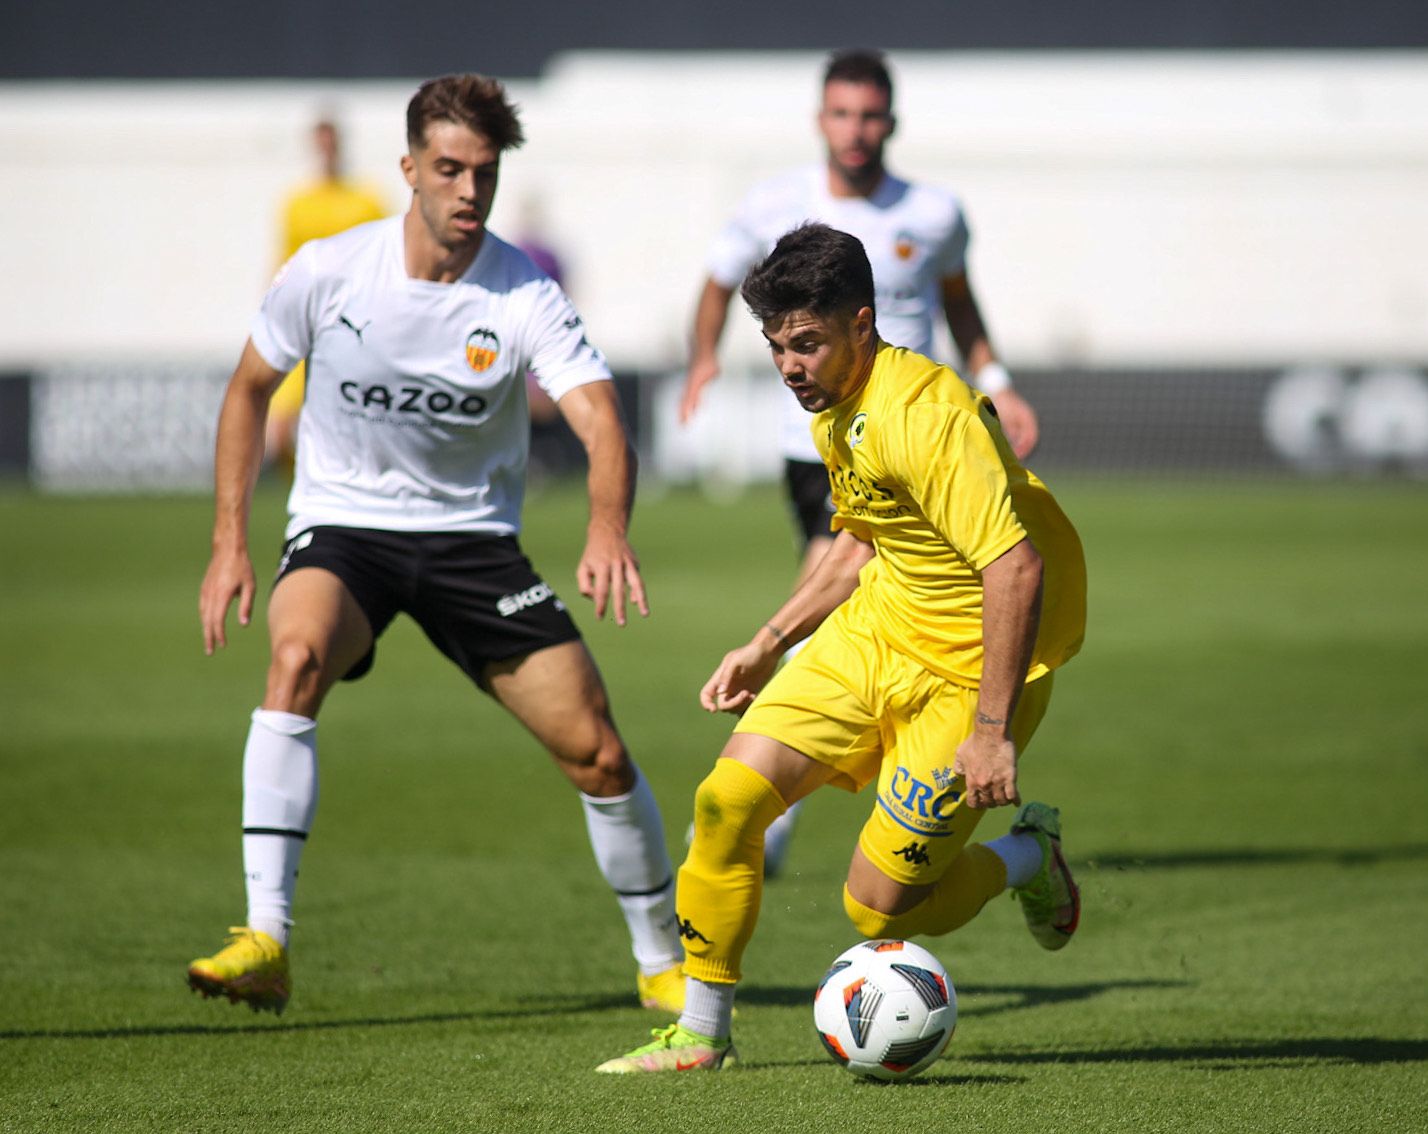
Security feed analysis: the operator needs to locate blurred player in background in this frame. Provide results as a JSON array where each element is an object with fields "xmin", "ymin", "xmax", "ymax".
[
  {"xmin": 264, "ymin": 117, "xmax": 388, "ymax": 471},
  {"xmin": 599, "ymin": 223, "xmax": 1084, "ymax": 1073},
  {"xmin": 678, "ymin": 49, "xmax": 1040, "ymax": 875},
  {"xmin": 190, "ymin": 74, "xmax": 684, "ymax": 1017}
]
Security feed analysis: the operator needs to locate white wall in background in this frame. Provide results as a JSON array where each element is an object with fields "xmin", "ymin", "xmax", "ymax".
[{"xmin": 1, "ymin": 52, "xmax": 1425, "ymax": 373}]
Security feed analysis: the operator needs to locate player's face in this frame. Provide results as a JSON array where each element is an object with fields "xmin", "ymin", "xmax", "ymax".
[
  {"xmin": 402, "ymin": 120, "xmax": 502, "ymax": 251},
  {"xmin": 818, "ymin": 80, "xmax": 895, "ymax": 187},
  {"xmin": 761, "ymin": 306, "xmax": 876, "ymax": 412}
]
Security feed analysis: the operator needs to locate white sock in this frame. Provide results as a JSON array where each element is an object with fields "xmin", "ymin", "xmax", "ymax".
[
  {"xmin": 680, "ymin": 976, "xmax": 736, "ymax": 1040},
  {"xmin": 580, "ymin": 767, "xmax": 681, "ymax": 973},
  {"xmin": 762, "ymin": 798, "xmax": 803, "ymax": 876},
  {"xmin": 758, "ymin": 638, "xmax": 809, "ymax": 878},
  {"xmin": 241, "ymin": 708, "xmax": 318, "ymax": 948},
  {"xmin": 985, "ymin": 831, "xmax": 1044, "ymax": 889}
]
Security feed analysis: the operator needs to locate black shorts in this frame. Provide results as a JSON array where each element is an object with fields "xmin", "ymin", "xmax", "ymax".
[
  {"xmin": 274, "ymin": 526, "xmax": 583, "ymax": 685},
  {"xmin": 783, "ymin": 459, "xmax": 836, "ymax": 549}
]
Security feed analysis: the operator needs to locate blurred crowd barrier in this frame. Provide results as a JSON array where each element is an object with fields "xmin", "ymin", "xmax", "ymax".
[{"xmin": 4, "ymin": 362, "xmax": 1426, "ymax": 491}]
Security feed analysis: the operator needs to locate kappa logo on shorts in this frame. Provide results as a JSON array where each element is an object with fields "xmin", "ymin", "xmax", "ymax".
[
  {"xmin": 496, "ymin": 582, "xmax": 554, "ymax": 617},
  {"xmin": 893, "ymin": 841, "xmax": 932, "ymax": 866}
]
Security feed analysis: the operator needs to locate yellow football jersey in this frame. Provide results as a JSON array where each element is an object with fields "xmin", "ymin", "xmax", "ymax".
[
  {"xmin": 271, "ymin": 179, "xmax": 388, "ymax": 415},
  {"xmin": 812, "ymin": 343, "xmax": 1086, "ymax": 688},
  {"xmin": 280, "ymin": 178, "xmax": 387, "ymax": 261}
]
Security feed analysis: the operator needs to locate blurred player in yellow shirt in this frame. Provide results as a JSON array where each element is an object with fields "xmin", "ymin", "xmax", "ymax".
[
  {"xmin": 265, "ymin": 118, "xmax": 387, "ymax": 470},
  {"xmin": 598, "ymin": 223, "xmax": 1086, "ymax": 1073}
]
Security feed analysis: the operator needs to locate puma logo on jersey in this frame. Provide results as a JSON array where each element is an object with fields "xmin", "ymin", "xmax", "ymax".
[{"xmin": 338, "ymin": 314, "xmax": 370, "ymax": 341}]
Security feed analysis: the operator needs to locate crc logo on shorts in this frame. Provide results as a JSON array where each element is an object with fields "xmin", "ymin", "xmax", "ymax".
[
  {"xmin": 878, "ymin": 763, "xmax": 961, "ymax": 837},
  {"xmin": 497, "ymin": 582, "xmax": 556, "ymax": 617},
  {"xmin": 846, "ymin": 413, "xmax": 868, "ymax": 448},
  {"xmin": 466, "ymin": 327, "xmax": 500, "ymax": 371}
]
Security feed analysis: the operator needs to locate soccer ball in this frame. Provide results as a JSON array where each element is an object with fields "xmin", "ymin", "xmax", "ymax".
[{"xmin": 813, "ymin": 939, "xmax": 956, "ymax": 1081}]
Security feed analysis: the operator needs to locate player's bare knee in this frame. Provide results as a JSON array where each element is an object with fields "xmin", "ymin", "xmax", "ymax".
[
  {"xmin": 265, "ymin": 638, "xmax": 322, "ymax": 709},
  {"xmin": 560, "ymin": 730, "xmax": 634, "ymax": 797}
]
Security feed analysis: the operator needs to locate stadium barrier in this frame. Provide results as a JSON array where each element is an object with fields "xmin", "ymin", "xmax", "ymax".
[{"xmin": 1, "ymin": 364, "xmax": 1425, "ymax": 493}]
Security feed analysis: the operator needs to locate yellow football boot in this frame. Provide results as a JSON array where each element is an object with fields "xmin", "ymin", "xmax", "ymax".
[{"xmin": 187, "ymin": 927, "xmax": 291, "ymax": 1015}]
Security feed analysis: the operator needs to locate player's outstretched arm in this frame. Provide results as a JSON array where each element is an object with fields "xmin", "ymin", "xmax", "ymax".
[
  {"xmin": 200, "ymin": 340, "xmax": 286, "ymax": 654},
  {"xmin": 940, "ymin": 273, "xmax": 1040, "ymax": 460},
  {"xmin": 953, "ymin": 537, "xmax": 1043, "ymax": 809},
  {"xmin": 556, "ymin": 380, "xmax": 648, "ymax": 627},
  {"xmin": 699, "ymin": 530, "xmax": 874, "ymax": 713},
  {"xmin": 678, "ymin": 278, "xmax": 737, "ymax": 424}
]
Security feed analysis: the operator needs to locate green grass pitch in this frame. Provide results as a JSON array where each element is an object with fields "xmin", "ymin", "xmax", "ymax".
[{"xmin": 2, "ymin": 476, "xmax": 1426, "ymax": 1132}]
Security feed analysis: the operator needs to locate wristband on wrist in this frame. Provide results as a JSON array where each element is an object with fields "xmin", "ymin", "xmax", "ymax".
[{"xmin": 974, "ymin": 360, "xmax": 1012, "ymax": 395}]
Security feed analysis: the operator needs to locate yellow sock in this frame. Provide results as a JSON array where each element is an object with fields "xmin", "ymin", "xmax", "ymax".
[
  {"xmin": 843, "ymin": 844, "xmax": 1007, "ymax": 939},
  {"xmin": 677, "ymin": 758, "xmax": 788, "ymax": 984}
]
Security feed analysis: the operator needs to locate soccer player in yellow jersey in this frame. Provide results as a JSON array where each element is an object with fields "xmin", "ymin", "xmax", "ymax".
[
  {"xmin": 598, "ymin": 223, "xmax": 1087, "ymax": 1073},
  {"xmin": 265, "ymin": 119, "xmax": 388, "ymax": 470}
]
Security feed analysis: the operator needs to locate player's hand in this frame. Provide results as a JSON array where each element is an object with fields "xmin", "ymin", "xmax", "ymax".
[
  {"xmin": 991, "ymin": 388, "xmax": 1040, "ymax": 461},
  {"xmin": 952, "ymin": 732, "xmax": 1021, "ymax": 810},
  {"xmin": 699, "ymin": 641, "xmax": 780, "ymax": 715},
  {"xmin": 200, "ymin": 545, "xmax": 256, "ymax": 655},
  {"xmin": 577, "ymin": 524, "xmax": 649, "ymax": 627},
  {"xmin": 678, "ymin": 357, "xmax": 720, "ymax": 425}
]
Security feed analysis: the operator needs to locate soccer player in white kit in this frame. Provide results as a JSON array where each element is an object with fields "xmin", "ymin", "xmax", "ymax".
[
  {"xmin": 678, "ymin": 50, "xmax": 1041, "ymax": 876},
  {"xmin": 189, "ymin": 74, "xmax": 685, "ymax": 1016}
]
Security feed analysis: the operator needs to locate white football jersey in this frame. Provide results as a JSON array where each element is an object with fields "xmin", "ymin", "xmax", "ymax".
[
  {"xmin": 707, "ymin": 165, "xmax": 969, "ymax": 461},
  {"xmin": 251, "ymin": 217, "xmax": 612, "ymax": 537}
]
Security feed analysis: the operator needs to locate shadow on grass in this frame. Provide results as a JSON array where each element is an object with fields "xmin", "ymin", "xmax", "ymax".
[
  {"xmin": 0, "ymin": 992, "xmax": 635, "ymax": 1042},
  {"xmin": 1084, "ymin": 843, "xmax": 1428, "ymax": 871},
  {"xmin": 743, "ymin": 1059, "xmax": 1026, "ymax": 1086},
  {"xmin": 740, "ymin": 978, "xmax": 1187, "ymax": 1016},
  {"xmin": 6, "ymin": 978, "xmax": 1179, "ymax": 1042},
  {"xmin": 965, "ymin": 1037, "xmax": 1428, "ymax": 1067}
]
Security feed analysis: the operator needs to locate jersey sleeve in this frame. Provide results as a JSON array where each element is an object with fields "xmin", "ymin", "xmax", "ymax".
[
  {"xmin": 927, "ymin": 196, "xmax": 971, "ymax": 280},
  {"xmin": 895, "ymin": 402, "xmax": 1027, "ymax": 570},
  {"xmin": 705, "ymin": 189, "xmax": 774, "ymax": 290},
  {"xmin": 250, "ymin": 242, "xmax": 320, "ymax": 373},
  {"xmin": 523, "ymin": 278, "xmax": 614, "ymax": 402}
]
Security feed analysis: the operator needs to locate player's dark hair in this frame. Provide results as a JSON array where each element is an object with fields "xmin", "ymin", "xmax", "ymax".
[
  {"xmin": 823, "ymin": 49, "xmax": 894, "ymax": 104},
  {"xmin": 740, "ymin": 223, "xmax": 876, "ymax": 325},
  {"xmin": 406, "ymin": 74, "xmax": 525, "ymax": 153}
]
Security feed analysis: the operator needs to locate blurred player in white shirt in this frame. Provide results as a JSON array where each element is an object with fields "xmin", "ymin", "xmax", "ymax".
[
  {"xmin": 679, "ymin": 50, "xmax": 1040, "ymax": 876},
  {"xmin": 188, "ymin": 73, "xmax": 685, "ymax": 1017}
]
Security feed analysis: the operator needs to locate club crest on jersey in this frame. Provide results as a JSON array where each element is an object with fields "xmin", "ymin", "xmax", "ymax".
[
  {"xmin": 465, "ymin": 327, "xmax": 500, "ymax": 372},
  {"xmin": 893, "ymin": 231, "xmax": 917, "ymax": 261},
  {"xmin": 846, "ymin": 413, "xmax": 868, "ymax": 448}
]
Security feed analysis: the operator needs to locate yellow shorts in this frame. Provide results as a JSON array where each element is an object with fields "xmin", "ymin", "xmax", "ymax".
[{"xmin": 735, "ymin": 601, "xmax": 1054, "ymax": 885}]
